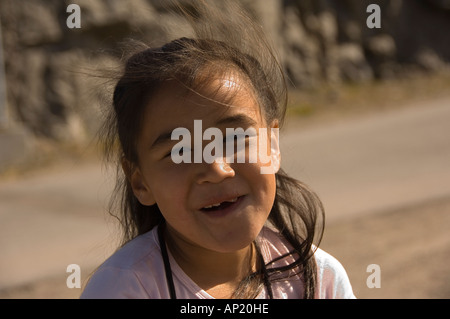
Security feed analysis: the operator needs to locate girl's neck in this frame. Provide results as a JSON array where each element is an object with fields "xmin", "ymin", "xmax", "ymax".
[{"xmin": 164, "ymin": 225, "xmax": 257, "ymax": 298}]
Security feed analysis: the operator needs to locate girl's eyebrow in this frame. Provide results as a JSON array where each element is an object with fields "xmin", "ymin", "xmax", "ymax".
[{"xmin": 216, "ymin": 114, "xmax": 258, "ymax": 127}]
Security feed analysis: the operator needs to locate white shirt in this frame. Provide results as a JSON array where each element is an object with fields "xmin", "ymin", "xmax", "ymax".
[{"xmin": 80, "ymin": 226, "xmax": 355, "ymax": 299}]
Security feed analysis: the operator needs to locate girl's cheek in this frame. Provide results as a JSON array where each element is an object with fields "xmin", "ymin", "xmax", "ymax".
[
  {"xmin": 146, "ymin": 162, "xmax": 189, "ymax": 193},
  {"xmin": 158, "ymin": 159, "xmax": 191, "ymax": 174}
]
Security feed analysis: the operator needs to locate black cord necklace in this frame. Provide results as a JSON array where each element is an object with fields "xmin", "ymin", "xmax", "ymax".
[
  {"xmin": 157, "ymin": 224, "xmax": 273, "ymax": 299},
  {"xmin": 158, "ymin": 224, "xmax": 177, "ymax": 299}
]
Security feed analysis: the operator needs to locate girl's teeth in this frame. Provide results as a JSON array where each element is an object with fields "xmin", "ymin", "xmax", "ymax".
[
  {"xmin": 204, "ymin": 203, "xmax": 221, "ymax": 209},
  {"xmin": 203, "ymin": 197, "xmax": 238, "ymax": 209}
]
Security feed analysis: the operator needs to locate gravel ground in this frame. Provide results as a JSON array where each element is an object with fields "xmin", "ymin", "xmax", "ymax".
[{"xmin": 1, "ymin": 195, "xmax": 448, "ymax": 299}]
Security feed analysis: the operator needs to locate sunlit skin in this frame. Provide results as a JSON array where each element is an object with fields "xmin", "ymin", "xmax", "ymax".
[{"xmin": 126, "ymin": 71, "xmax": 280, "ymax": 298}]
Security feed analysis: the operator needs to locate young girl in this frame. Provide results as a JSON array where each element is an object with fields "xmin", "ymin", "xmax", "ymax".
[{"xmin": 81, "ymin": 2, "xmax": 354, "ymax": 299}]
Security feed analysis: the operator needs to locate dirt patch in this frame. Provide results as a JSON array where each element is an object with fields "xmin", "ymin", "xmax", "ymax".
[
  {"xmin": 320, "ymin": 196, "xmax": 450, "ymax": 299},
  {"xmin": 2, "ymin": 197, "xmax": 448, "ymax": 299}
]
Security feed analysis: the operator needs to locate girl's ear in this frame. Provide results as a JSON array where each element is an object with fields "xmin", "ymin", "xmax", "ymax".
[
  {"xmin": 121, "ymin": 158, "xmax": 156, "ymax": 206},
  {"xmin": 270, "ymin": 128, "xmax": 281, "ymax": 174},
  {"xmin": 270, "ymin": 120, "xmax": 281, "ymax": 173},
  {"xmin": 260, "ymin": 120, "xmax": 281, "ymax": 175}
]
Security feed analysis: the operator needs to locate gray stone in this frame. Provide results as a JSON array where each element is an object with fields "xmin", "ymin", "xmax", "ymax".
[{"xmin": 0, "ymin": 0, "xmax": 449, "ymax": 145}]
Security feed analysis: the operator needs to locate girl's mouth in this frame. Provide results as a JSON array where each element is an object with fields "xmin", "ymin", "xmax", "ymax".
[
  {"xmin": 200, "ymin": 196, "xmax": 244, "ymax": 217},
  {"xmin": 201, "ymin": 197, "xmax": 238, "ymax": 211}
]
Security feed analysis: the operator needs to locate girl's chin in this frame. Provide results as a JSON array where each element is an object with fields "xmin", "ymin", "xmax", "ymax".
[{"xmin": 200, "ymin": 224, "xmax": 266, "ymax": 253}]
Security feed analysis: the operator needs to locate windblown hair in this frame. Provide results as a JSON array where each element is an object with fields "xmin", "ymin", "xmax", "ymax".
[{"xmin": 100, "ymin": 1, "xmax": 324, "ymax": 299}]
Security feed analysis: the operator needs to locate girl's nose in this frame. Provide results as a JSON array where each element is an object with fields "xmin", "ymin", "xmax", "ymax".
[{"xmin": 195, "ymin": 158, "xmax": 235, "ymax": 184}]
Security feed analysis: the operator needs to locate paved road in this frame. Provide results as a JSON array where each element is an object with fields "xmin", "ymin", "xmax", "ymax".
[
  {"xmin": 1, "ymin": 96, "xmax": 449, "ymax": 292},
  {"xmin": 280, "ymin": 97, "xmax": 450, "ymax": 223},
  {"xmin": 0, "ymin": 162, "xmax": 116, "ymax": 289}
]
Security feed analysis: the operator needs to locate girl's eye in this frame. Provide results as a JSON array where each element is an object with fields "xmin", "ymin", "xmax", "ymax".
[
  {"xmin": 222, "ymin": 133, "xmax": 251, "ymax": 156},
  {"xmin": 166, "ymin": 147, "xmax": 191, "ymax": 159},
  {"xmin": 164, "ymin": 150, "xmax": 173, "ymax": 158},
  {"xmin": 224, "ymin": 134, "xmax": 247, "ymax": 145}
]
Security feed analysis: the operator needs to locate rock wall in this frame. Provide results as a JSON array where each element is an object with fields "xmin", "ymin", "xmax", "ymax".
[{"xmin": 1, "ymin": 0, "xmax": 449, "ymax": 143}]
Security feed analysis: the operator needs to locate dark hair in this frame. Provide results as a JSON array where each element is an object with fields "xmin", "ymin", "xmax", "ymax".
[{"xmin": 100, "ymin": 1, "xmax": 324, "ymax": 299}]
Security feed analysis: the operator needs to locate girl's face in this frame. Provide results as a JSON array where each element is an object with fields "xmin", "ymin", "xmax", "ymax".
[{"xmin": 129, "ymin": 73, "xmax": 279, "ymax": 253}]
